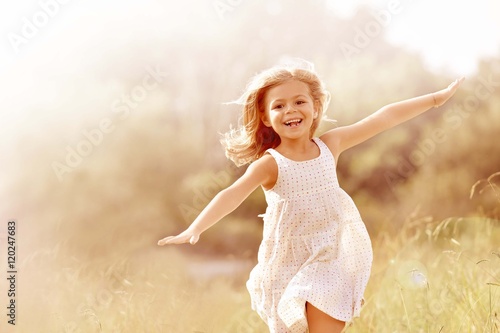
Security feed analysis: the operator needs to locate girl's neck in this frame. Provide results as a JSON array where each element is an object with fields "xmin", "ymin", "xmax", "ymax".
[{"xmin": 275, "ymin": 137, "xmax": 319, "ymax": 161}]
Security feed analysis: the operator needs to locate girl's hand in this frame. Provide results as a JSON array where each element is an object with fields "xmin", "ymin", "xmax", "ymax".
[
  {"xmin": 434, "ymin": 77, "xmax": 465, "ymax": 107},
  {"xmin": 157, "ymin": 228, "xmax": 200, "ymax": 246}
]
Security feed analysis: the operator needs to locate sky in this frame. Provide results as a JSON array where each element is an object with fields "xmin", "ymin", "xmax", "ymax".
[
  {"xmin": 327, "ymin": 0, "xmax": 500, "ymax": 75},
  {"xmin": 1, "ymin": 0, "xmax": 499, "ymax": 76}
]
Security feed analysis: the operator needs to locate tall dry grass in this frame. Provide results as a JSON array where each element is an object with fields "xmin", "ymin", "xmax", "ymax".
[
  {"xmin": 12, "ymin": 214, "xmax": 499, "ymax": 332},
  {"xmin": 353, "ymin": 216, "xmax": 499, "ymax": 332}
]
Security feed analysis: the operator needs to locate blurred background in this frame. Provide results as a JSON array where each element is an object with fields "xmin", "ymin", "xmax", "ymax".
[{"xmin": 0, "ymin": 0, "xmax": 499, "ymax": 331}]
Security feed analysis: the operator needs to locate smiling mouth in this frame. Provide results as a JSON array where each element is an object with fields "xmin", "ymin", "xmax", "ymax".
[{"xmin": 284, "ymin": 119, "xmax": 302, "ymax": 127}]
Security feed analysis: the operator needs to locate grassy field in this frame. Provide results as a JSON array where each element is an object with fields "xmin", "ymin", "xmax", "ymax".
[
  {"xmin": 13, "ymin": 215, "xmax": 499, "ymax": 332},
  {"xmin": 2, "ymin": 1, "xmax": 500, "ymax": 331}
]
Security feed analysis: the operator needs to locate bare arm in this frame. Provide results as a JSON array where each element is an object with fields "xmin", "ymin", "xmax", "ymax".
[
  {"xmin": 321, "ymin": 78, "xmax": 464, "ymax": 158},
  {"xmin": 158, "ymin": 155, "xmax": 276, "ymax": 245}
]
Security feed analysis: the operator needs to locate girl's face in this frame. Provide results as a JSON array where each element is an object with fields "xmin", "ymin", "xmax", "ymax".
[{"xmin": 262, "ymin": 79, "xmax": 318, "ymax": 141}]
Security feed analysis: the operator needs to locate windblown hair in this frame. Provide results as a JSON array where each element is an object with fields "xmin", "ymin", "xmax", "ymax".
[{"xmin": 221, "ymin": 60, "xmax": 331, "ymax": 167}]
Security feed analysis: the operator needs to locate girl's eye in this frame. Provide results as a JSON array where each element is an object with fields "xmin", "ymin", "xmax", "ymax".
[
  {"xmin": 296, "ymin": 100, "xmax": 306, "ymax": 105},
  {"xmin": 273, "ymin": 104, "xmax": 283, "ymax": 110}
]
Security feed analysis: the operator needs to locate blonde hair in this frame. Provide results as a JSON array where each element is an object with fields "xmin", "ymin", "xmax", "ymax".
[{"xmin": 221, "ymin": 60, "xmax": 331, "ymax": 167}]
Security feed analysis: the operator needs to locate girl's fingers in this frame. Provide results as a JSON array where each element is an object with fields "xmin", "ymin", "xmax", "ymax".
[
  {"xmin": 158, "ymin": 233, "xmax": 197, "ymax": 246},
  {"xmin": 449, "ymin": 77, "xmax": 465, "ymax": 89},
  {"xmin": 449, "ymin": 76, "xmax": 465, "ymax": 87},
  {"xmin": 157, "ymin": 237, "xmax": 171, "ymax": 245},
  {"xmin": 158, "ymin": 236, "xmax": 182, "ymax": 245}
]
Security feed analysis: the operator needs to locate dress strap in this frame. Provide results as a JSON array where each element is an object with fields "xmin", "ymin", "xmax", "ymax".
[
  {"xmin": 265, "ymin": 138, "xmax": 326, "ymax": 164},
  {"xmin": 312, "ymin": 137, "xmax": 325, "ymax": 151},
  {"xmin": 264, "ymin": 148, "xmax": 283, "ymax": 162},
  {"xmin": 312, "ymin": 137, "xmax": 337, "ymax": 165}
]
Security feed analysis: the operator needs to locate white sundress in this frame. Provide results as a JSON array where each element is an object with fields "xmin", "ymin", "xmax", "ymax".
[{"xmin": 246, "ymin": 137, "xmax": 373, "ymax": 333}]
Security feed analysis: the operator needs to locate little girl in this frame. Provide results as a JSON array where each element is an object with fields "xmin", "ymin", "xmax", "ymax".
[{"xmin": 158, "ymin": 61, "xmax": 463, "ymax": 333}]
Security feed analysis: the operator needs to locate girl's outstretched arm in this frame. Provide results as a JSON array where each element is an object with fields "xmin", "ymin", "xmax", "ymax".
[
  {"xmin": 157, "ymin": 155, "xmax": 277, "ymax": 246},
  {"xmin": 321, "ymin": 77, "xmax": 464, "ymax": 158}
]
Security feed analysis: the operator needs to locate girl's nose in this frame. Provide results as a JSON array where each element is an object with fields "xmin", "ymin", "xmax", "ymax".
[{"xmin": 285, "ymin": 104, "xmax": 297, "ymax": 113}]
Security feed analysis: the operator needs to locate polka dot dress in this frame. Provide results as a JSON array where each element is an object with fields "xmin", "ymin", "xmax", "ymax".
[{"xmin": 246, "ymin": 137, "xmax": 373, "ymax": 333}]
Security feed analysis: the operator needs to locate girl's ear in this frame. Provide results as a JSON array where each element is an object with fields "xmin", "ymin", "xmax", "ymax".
[
  {"xmin": 313, "ymin": 100, "xmax": 320, "ymax": 119},
  {"xmin": 261, "ymin": 113, "xmax": 272, "ymax": 127}
]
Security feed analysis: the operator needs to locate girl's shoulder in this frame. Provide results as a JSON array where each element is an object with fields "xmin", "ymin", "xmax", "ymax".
[
  {"xmin": 253, "ymin": 152, "xmax": 278, "ymax": 172},
  {"xmin": 250, "ymin": 153, "xmax": 278, "ymax": 190},
  {"xmin": 318, "ymin": 131, "xmax": 342, "ymax": 161}
]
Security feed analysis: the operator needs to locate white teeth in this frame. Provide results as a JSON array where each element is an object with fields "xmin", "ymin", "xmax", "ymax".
[{"xmin": 285, "ymin": 119, "xmax": 302, "ymax": 125}]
